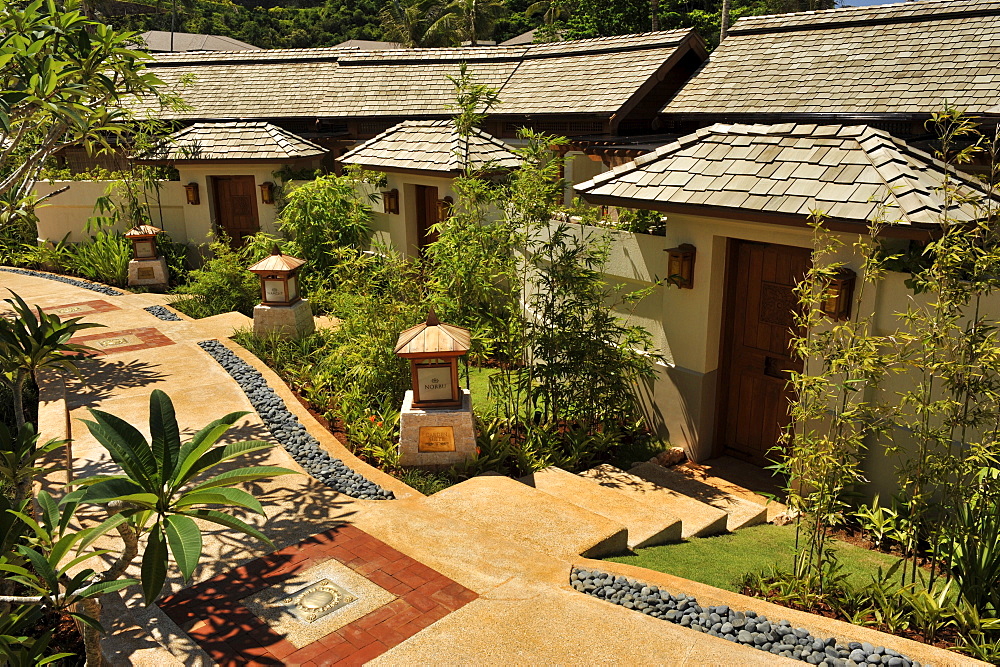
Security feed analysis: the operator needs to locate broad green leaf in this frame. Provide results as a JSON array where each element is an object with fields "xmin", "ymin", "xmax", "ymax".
[
  {"xmin": 17, "ymin": 545, "xmax": 57, "ymax": 591},
  {"xmin": 180, "ymin": 440, "xmax": 274, "ymax": 486},
  {"xmin": 164, "ymin": 514, "xmax": 202, "ymax": 582},
  {"xmin": 37, "ymin": 491, "xmax": 57, "ymax": 531},
  {"xmin": 140, "ymin": 523, "xmax": 167, "ymax": 605},
  {"xmin": 175, "ymin": 487, "xmax": 265, "ymax": 515},
  {"xmin": 187, "ymin": 466, "xmax": 297, "ymax": 494},
  {"xmin": 66, "ymin": 610, "xmax": 106, "ymax": 635},
  {"xmin": 148, "ymin": 389, "xmax": 180, "ymax": 484},
  {"xmin": 76, "ymin": 513, "xmax": 126, "ymax": 553},
  {"xmin": 184, "ymin": 509, "xmax": 274, "ymax": 548},
  {"xmin": 80, "ymin": 413, "xmax": 156, "ymax": 488},
  {"xmin": 75, "ymin": 578, "xmax": 137, "ymax": 599},
  {"xmin": 80, "ymin": 477, "xmax": 145, "ymax": 504}
]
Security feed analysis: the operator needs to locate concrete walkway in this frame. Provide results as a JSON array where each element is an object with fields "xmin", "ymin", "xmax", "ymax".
[{"xmin": 2, "ymin": 269, "xmax": 980, "ymax": 666}]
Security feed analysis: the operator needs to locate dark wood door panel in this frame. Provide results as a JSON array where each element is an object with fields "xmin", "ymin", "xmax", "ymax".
[
  {"xmin": 213, "ymin": 175, "xmax": 260, "ymax": 245},
  {"xmin": 718, "ymin": 240, "xmax": 810, "ymax": 465}
]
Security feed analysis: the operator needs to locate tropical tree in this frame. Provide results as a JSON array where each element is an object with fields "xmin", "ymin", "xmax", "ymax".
[
  {"xmin": 0, "ymin": 292, "xmax": 101, "ymax": 502},
  {"xmin": 0, "ymin": 0, "xmax": 164, "ymax": 227},
  {"xmin": 4, "ymin": 389, "xmax": 297, "ymax": 664},
  {"xmin": 380, "ymin": 0, "xmax": 454, "ymax": 47}
]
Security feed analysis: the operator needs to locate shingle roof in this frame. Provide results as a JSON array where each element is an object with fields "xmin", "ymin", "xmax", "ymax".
[
  {"xmin": 662, "ymin": 0, "xmax": 1000, "ymax": 117},
  {"xmin": 138, "ymin": 31, "xmax": 260, "ymax": 52},
  {"xmin": 338, "ymin": 120, "xmax": 519, "ymax": 173},
  {"xmin": 574, "ymin": 123, "xmax": 989, "ymax": 226},
  {"xmin": 140, "ymin": 121, "xmax": 326, "ymax": 161},
  {"xmin": 140, "ymin": 30, "xmax": 700, "ymax": 120}
]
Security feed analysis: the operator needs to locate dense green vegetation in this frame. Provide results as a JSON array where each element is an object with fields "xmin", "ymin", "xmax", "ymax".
[{"xmin": 107, "ymin": 0, "xmax": 834, "ymax": 51}]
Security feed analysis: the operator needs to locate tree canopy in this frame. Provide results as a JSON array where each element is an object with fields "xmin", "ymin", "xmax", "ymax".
[{"xmin": 0, "ymin": 0, "xmax": 164, "ymax": 226}]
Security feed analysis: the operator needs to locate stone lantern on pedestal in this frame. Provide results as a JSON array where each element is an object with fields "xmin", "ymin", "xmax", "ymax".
[
  {"xmin": 248, "ymin": 246, "xmax": 314, "ymax": 338},
  {"xmin": 394, "ymin": 310, "xmax": 476, "ymax": 466},
  {"xmin": 125, "ymin": 225, "xmax": 169, "ymax": 290}
]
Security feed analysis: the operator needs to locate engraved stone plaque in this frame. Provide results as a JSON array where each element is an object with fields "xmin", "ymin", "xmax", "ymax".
[
  {"xmin": 93, "ymin": 334, "xmax": 143, "ymax": 349},
  {"xmin": 418, "ymin": 426, "xmax": 455, "ymax": 452},
  {"xmin": 137, "ymin": 267, "xmax": 155, "ymax": 280},
  {"xmin": 279, "ymin": 579, "xmax": 356, "ymax": 623},
  {"xmin": 52, "ymin": 306, "xmax": 85, "ymax": 315}
]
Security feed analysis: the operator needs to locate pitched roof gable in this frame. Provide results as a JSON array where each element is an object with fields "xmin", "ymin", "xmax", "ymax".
[
  {"xmin": 662, "ymin": 0, "xmax": 1000, "ymax": 117},
  {"xmin": 575, "ymin": 123, "xmax": 989, "ymax": 226},
  {"xmin": 338, "ymin": 120, "xmax": 520, "ymax": 173},
  {"xmin": 139, "ymin": 121, "xmax": 326, "ymax": 161},
  {"xmin": 140, "ymin": 30, "xmax": 702, "ymax": 120}
]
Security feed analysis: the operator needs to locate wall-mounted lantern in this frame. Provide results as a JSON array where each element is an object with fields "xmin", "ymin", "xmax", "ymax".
[
  {"xmin": 436, "ymin": 196, "xmax": 454, "ymax": 222},
  {"xmin": 821, "ymin": 268, "xmax": 856, "ymax": 321},
  {"xmin": 259, "ymin": 181, "xmax": 275, "ymax": 205},
  {"xmin": 394, "ymin": 310, "xmax": 470, "ymax": 409},
  {"xmin": 383, "ymin": 188, "xmax": 399, "ymax": 214},
  {"xmin": 666, "ymin": 243, "xmax": 696, "ymax": 289},
  {"xmin": 247, "ymin": 245, "xmax": 305, "ymax": 307},
  {"xmin": 184, "ymin": 182, "xmax": 200, "ymax": 205},
  {"xmin": 124, "ymin": 224, "xmax": 160, "ymax": 260}
]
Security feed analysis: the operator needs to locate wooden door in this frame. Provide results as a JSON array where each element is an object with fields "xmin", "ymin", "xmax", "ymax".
[
  {"xmin": 415, "ymin": 185, "xmax": 439, "ymax": 251},
  {"xmin": 717, "ymin": 240, "xmax": 811, "ymax": 465},
  {"xmin": 212, "ymin": 176, "xmax": 260, "ymax": 245}
]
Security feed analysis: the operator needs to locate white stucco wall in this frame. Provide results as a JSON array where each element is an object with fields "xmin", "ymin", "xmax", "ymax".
[
  {"xmin": 34, "ymin": 180, "xmax": 187, "ymax": 243},
  {"xmin": 175, "ymin": 164, "xmax": 284, "ymax": 246},
  {"xmin": 370, "ymin": 172, "xmax": 460, "ymax": 256}
]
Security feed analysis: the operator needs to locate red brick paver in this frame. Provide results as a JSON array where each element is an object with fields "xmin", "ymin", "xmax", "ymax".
[
  {"xmin": 72, "ymin": 326, "xmax": 174, "ymax": 356},
  {"xmin": 158, "ymin": 524, "xmax": 477, "ymax": 665}
]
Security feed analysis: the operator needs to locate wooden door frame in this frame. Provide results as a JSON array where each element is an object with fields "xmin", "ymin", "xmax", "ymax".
[{"xmin": 713, "ymin": 237, "xmax": 745, "ymax": 459}]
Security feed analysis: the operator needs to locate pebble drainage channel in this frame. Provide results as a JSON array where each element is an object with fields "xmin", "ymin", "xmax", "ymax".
[
  {"xmin": 143, "ymin": 304, "xmax": 182, "ymax": 321},
  {"xmin": 0, "ymin": 267, "xmax": 125, "ymax": 296},
  {"xmin": 571, "ymin": 568, "xmax": 927, "ymax": 667},
  {"xmin": 197, "ymin": 339, "xmax": 394, "ymax": 500}
]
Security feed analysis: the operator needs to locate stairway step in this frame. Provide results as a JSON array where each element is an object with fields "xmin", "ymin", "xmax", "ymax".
[
  {"xmin": 675, "ymin": 459, "xmax": 788, "ymax": 522},
  {"xmin": 519, "ymin": 467, "xmax": 682, "ymax": 549},
  {"xmin": 627, "ymin": 462, "xmax": 769, "ymax": 531},
  {"xmin": 422, "ymin": 474, "xmax": 628, "ymax": 558},
  {"xmin": 578, "ymin": 465, "xmax": 729, "ymax": 539}
]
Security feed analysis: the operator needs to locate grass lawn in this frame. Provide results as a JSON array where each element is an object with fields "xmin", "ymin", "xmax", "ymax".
[
  {"xmin": 606, "ymin": 524, "xmax": 902, "ymax": 592},
  {"xmin": 465, "ymin": 365, "xmax": 498, "ymax": 417}
]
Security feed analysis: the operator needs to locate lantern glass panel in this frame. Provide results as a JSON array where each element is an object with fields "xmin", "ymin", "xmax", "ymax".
[
  {"xmin": 263, "ymin": 278, "xmax": 287, "ymax": 303},
  {"xmin": 416, "ymin": 363, "xmax": 454, "ymax": 402},
  {"xmin": 134, "ymin": 240, "xmax": 156, "ymax": 259},
  {"xmin": 287, "ymin": 275, "xmax": 298, "ymax": 301}
]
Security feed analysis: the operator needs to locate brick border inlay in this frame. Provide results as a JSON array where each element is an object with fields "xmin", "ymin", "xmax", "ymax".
[
  {"xmin": 158, "ymin": 525, "xmax": 477, "ymax": 666},
  {"xmin": 44, "ymin": 300, "xmax": 121, "ymax": 317},
  {"xmin": 71, "ymin": 327, "xmax": 174, "ymax": 356}
]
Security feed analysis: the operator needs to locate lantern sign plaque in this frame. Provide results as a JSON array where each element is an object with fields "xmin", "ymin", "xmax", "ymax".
[
  {"xmin": 248, "ymin": 246, "xmax": 314, "ymax": 338},
  {"xmin": 394, "ymin": 310, "xmax": 469, "ymax": 408},
  {"xmin": 125, "ymin": 225, "xmax": 169, "ymax": 289},
  {"xmin": 394, "ymin": 310, "xmax": 477, "ymax": 466}
]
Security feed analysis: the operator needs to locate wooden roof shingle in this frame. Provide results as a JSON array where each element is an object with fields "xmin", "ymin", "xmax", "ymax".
[
  {"xmin": 575, "ymin": 123, "xmax": 991, "ymax": 226},
  {"xmin": 139, "ymin": 121, "xmax": 326, "ymax": 161},
  {"xmin": 338, "ymin": 120, "xmax": 520, "ymax": 174},
  {"xmin": 661, "ymin": 0, "xmax": 1000, "ymax": 117},
  {"xmin": 139, "ymin": 30, "xmax": 701, "ymax": 121}
]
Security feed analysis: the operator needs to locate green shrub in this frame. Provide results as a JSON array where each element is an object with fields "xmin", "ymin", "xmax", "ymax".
[
  {"xmin": 277, "ymin": 172, "xmax": 376, "ymax": 266},
  {"xmin": 68, "ymin": 230, "xmax": 132, "ymax": 286},
  {"xmin": 171, "ymin": 237, "xmax": 260, "ymax": 317}
]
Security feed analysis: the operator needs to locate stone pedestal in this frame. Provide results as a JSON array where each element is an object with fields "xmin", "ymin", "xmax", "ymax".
[
  {"xmin": 253, "ymin": 299, "xmax": 315, "ymax": 338},
  {"xmin": 128, "ymin": 257, "xmax": 169, "ymax": 290},
  {"xmin": 399, "ymin": 389, "xmax": 476, "ymax": 467}
]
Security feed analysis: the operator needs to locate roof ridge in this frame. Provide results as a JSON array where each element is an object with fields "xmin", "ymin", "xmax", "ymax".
[{"xmin": 729, "ymin": 0, "xmax": 998, "ymax": 35}]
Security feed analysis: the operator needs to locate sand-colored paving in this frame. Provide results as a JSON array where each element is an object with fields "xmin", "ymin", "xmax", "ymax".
[{"xmin": 2, "ymin": 269, "xmax": 982, "ymax": 666}]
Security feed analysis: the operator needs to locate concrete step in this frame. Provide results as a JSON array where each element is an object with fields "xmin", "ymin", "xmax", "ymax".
[
  {"xmin": 675, "ymin": 459, "xmax": 788, "ymax": 522},
  {"xmin": 519, "ymin": 467, "xmax": 682, "ymax": 549},
  {"xmin": 627, "ymin": 462, "xmax": 769, "ymax": 532},
  {"xmin": 421, "ymin": 474, "xmax": 628, "ymax": 558},
  {"xmin": 578, "ymin": 465, "xmax": 729, "ymax": 539}
]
